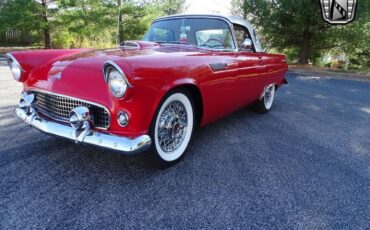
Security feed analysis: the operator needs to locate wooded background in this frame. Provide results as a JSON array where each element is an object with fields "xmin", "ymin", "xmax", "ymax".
[{"xmin": 0, "ymin": 0, "xmax": 369, "ymax": 70}]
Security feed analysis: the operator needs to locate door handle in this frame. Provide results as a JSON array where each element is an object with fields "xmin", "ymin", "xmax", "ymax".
[{"xmin": 258, "ymin": 57, "xmax": 264, "ymax": 65}]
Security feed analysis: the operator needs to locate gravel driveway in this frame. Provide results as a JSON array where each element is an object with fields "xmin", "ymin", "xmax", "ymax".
[{"xmin": 1, "ymin": 63, "xmax": 370, "ymax": 229}]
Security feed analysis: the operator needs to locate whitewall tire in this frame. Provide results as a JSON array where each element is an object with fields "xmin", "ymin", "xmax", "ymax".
[
  {"xmin": 254, "ymin": 84, "xmax": 276, "ymax": 113},
  {"xmin": 150, "ymin": 90, "xmax": 194, "ymax": 167}
]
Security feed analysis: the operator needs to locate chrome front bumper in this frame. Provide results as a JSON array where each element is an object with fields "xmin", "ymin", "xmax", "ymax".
[{"xmin": 14, "ymin": 107, "xmax": 152, "ymax": 155}]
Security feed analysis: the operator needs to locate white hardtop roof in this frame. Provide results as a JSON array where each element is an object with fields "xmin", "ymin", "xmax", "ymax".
[{"xmin": 155, "ymin": 14, "xmax": 255, "ymax": 33}]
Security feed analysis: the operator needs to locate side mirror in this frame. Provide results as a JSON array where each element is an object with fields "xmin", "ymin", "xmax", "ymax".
[{"xmin": 240, "ymin": 38, "xmax": 253, "ymax": 51}]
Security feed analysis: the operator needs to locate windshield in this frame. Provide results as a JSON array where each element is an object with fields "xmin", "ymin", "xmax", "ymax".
[{"xmin": 143, "ymin": 18, "xmax": 235, "ymax": 50}]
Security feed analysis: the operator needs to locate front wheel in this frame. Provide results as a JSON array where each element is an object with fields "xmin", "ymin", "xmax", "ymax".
[
  {"xmin": 254, "ymin": 84, "xmax": 276, "ymax": 113},
  {"xmin": 149, "ymin": 90, "xmax": 194, "ymax": 168}
]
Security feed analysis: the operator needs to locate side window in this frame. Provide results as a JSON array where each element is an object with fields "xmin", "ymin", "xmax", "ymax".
[
  {"xmin": 195, "ymin": 29, "xmax": 234, "ymax": 50},
  {"xmin": 233, "ymin": 24, "xmax": 251, "ymax": 49},
  {"xmin": 150, "ymin": 28, "xmax": 174, "ymax": 42}
]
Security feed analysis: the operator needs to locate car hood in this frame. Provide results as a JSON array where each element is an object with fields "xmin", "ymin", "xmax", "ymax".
[
  {"xmin": 24, "ymin": 42, "xmax": 204, "ymax": 103},
  {"xmin": 52, "ymin": 43, "xmax": 203, "ymax": 71}
]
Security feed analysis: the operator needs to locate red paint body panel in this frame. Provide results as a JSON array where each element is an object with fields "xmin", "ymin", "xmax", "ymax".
[{"xmin": 11, "ymin": 42, "xmax": 288, "ymax": 138}]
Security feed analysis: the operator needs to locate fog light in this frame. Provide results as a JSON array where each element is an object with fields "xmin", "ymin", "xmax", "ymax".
[
  {"xmin": 69, "ymin": 106, "xmax": 91, "ymax": 130},
  {"xmin": 118, "ymin": 111, "xmax": 129, "ymax": 127}
]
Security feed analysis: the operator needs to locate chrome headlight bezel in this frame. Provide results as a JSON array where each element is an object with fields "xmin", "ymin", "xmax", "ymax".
[
  {"xmin": 103, "ymin": 61, "xmax": 132, "ymax": 98},
  {"xmin": 6, "ymin": 53, "xmax": 24, "ymax": 81}
]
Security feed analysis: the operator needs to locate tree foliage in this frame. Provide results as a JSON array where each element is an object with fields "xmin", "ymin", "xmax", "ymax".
[
  {"xmin": 232, "ymin": 0, "xmax": 369, "ymax": 69},
  {"xmin": 0, "ymin": 0, "xmax": 186, "ymax": 48},
  {"xmin": 54, "ymin": 0, "xmax": 117, "ymax": 48},
  {"xmin": 331, "ymin": 1, "xmax": 370, "ymax": 69},
  {"xmin": 155, "ymin": 0, "xmax": 187, "ymax": 15},
  {"xmin": 0, "ymin": 0, "xmax": 44, "ymax": 44}
]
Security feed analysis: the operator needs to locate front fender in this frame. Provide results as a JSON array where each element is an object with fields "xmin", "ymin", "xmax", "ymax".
[
  {"xmin": 112, "ymin": 76, "xmax": 201, "ymax": 138},
  {"xmin": 9, "ymin": 49, "xmax": 91, "ymax": 82}
]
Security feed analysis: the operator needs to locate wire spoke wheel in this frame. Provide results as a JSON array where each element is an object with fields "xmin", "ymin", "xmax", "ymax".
[
  {"xmin": 157, "ymin": 101, "xmax": 188, "ymax": 152},
  {"xmin": 152, "ymin": 91, "xmax": 194, "ymax": 164}
]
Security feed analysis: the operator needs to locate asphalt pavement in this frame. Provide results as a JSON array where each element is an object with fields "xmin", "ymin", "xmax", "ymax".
[{"xmin": 1, "ymin": 63, "xmax": 370, "ymax": 229}]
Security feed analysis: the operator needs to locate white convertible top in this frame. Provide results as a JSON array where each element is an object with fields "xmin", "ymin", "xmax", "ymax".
[{"xmin": 155, "ymin": 14, "xmax": 263, "ymax": 52}]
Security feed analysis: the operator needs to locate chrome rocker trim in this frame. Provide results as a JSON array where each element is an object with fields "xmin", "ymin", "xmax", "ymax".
[{"xmin": 14, "ymin": 106, "xmax": 152, "ymax": 155}]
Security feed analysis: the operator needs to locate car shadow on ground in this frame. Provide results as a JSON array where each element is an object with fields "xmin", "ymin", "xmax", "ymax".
[{"xmin": 0, "ymin": 102, "xmax": 262, "ymax": 175}]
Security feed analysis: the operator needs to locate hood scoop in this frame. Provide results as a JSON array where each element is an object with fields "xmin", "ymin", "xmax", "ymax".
[
  {"xmin": 119, "ymin": 41, "xmax": 160, "ymax": 51},
  {"xmin": 120, "ymin": 41, "xmax": 140, "ymax": 50}
]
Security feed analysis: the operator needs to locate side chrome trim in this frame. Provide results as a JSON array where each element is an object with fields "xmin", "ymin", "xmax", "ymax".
[
  {"xmin": 28, "ymin": 88, "xmax": 111, "ymax": 130},
  {"xmin": 14, "ymin": 107, "xmax": 151, "ymax": 155},
  {"xmin": 103, "ymin": 60, "xmax": 133, "ymax": 88}
]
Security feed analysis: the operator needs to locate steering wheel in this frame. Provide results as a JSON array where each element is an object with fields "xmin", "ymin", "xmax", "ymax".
[{"xmin": 202, "ymin": 38, "xmax": 224, "ymax": 48}]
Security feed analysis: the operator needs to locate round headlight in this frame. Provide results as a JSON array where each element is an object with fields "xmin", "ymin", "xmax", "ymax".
[
  {"xmin": 106, "ymin": 67, "xmax": 128, "ymax": 98},
  {"xmin": 8, "ymin": 58, "xmax": 22, "ymax": 81}
]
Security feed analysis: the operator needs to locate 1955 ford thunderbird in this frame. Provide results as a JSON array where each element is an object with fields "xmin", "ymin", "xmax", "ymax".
[{"xmin": 7, "ymin": 14, "xmax": 288, "ymax": 167}]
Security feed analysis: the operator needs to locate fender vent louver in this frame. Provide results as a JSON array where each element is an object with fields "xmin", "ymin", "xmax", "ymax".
[{"xmin": 210, "ymin": 63, "xmax": 227, "ymax": 72}]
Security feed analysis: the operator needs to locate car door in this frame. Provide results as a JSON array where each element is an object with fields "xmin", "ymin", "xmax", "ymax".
[
  {"xmin": 236, "ymin": 52, "xmax": 266, "ymax": 104},
  {"xmin": 196, "ymin": 26, "xmax": 248, "ymax": 123},
  {"xmin": 233, "ymin": 24, "xmax": 267, "ymax": 105},
  {"xmin": 200, "ymin": 51, "xmax": 244, "ymax": 123}
]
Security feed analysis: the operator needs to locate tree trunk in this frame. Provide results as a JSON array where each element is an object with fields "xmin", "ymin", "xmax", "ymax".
[
  {"xmin": 44, "ymin": 29, "xmax": 51, "ymax": 49},
  {"xmin": 243, "ymin": 0, "xmax": 248, "ymax": 19},
  {"xmin": 344, "ymin": 54, "xmax": 349, "ymax": 70},
  {"xmin": 298, "ymin": 30, "xmax": 311, "ymax": 64},
  {"xmin": 41, "ymin": 0, "xmax": 51, "ymax": 49},
  {"xmin": 117, "ymin": 0, "xmax": 124, "ymax": 44}
]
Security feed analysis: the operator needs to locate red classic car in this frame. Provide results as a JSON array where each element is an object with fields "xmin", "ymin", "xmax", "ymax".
[{"xmin": 7, "ymin": 14, "xmax": 288, "ymax": 167}]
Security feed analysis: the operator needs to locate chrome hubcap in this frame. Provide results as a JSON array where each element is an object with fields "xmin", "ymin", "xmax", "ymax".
[{"xmin": 157, "ymin": 101, "xmax": 188, "ymax": 152}]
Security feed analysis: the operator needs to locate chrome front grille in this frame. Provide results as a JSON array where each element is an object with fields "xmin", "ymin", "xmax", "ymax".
[{"xmin": 31, "ymin": 91, "xmax": 110, "ymax": 129}]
